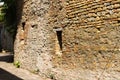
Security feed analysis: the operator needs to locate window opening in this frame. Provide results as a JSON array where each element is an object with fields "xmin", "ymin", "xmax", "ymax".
[
  {"xmin": 53, "ymin": 27, "xmax": 62, "ymax": 56},
  {"xmin": 56, "ymin": 31, "xmax": 62, "ymax": 50},
  {"xmin": 22, "ymin": 22, "xmax": 25, "ymax": 30}
]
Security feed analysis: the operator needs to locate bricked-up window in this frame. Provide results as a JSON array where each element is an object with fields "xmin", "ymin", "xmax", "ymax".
[{"xmin": 56, "ymin": 31, "xmax": 62, "ymax": 50}]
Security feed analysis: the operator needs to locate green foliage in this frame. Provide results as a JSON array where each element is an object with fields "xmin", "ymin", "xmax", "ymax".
[
  {"xmin": 13, "ymin": 61, "xmax": 20, "ymax": 68},
  {"xmin": 0, "ymin": 13, "xmax": 5, "ymax": 21},
  {"xmin": 32, "ymin": 69, "xmax": 39, "ymax": 74},
  {"xmin": 0, "ymin": 0, "xmax": 17, "ymax": 38}
]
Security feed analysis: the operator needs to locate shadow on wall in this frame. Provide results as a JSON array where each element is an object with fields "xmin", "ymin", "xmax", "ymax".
[
  {"xmin": 12, "ymin": 0, "xmax": 24, "ymax": 51},
  {"xmin": 0, "ymin": 68, "xmax": 23, "ymax": 80},
  {"xmin": 0, "ymin": 0, "xmax": 24, "ymax": 52},
  {"xmin": 16, "ymin": 0, "xmax": 24, "ymax": 26}
]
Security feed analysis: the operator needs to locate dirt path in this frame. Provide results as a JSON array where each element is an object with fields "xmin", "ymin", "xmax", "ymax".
[{"xmin": 0, "ymin": 53, "xmax": 50, "ymax": 80}]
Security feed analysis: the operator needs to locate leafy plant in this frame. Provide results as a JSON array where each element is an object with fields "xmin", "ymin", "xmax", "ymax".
[
  {"xmin": 13, "ymin": 61, "xmax": 20, "ymax": 68},
  {"xmin": 49, "ymin": 74, "xmax": 56, "ymax": 80},
  {"xmin": 0, "ymin": 13, "xmax": 5, "ymax": 21},
  {"xmin": 0, "ymin": 0, "xmax": 17, "ymax": 38}
]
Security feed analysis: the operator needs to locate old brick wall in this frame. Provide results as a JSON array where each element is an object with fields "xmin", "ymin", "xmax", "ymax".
[
  {"xmin": 14, "ymin": 0, "xmax": 120, "ymax": 80},
  {"xmin": 60, "ymin": 0, "xmax": 120, "ymax": 69}
]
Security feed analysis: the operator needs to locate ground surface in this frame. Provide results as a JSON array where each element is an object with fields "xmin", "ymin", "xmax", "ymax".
[
  {"xmin": 0, "ymin": 53, "xmax": 50, "ymax": 80},
  {"xmin": 1, "ymin": 53, "xmax": 120, "ymax": 80}
]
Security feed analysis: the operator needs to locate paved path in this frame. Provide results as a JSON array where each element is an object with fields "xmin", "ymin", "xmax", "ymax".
[{"xmin": 0, "ymin": 53, "xmax": 50, "ymax": 80}]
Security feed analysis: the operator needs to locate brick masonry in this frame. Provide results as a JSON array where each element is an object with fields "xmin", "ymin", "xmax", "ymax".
[{"xmin": 61, "ymin": 0, "xmax": 120, "ymax": 69}]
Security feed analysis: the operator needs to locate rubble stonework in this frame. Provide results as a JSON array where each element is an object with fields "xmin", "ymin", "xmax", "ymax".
[
  {"xmin": 14, "ymin": 0, "xmax": 120, "ymax": 80},
  {"xmin": 14, "ymin": 0, "xmax": 54, "ymax": 73}
]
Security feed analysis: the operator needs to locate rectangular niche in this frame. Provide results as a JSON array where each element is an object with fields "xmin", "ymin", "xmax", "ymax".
[{"xmin": 53, "ymin": 27, "xmax": 62, "ymax": 56}]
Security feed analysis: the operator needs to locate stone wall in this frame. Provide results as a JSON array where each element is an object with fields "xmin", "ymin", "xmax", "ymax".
[
  {"xmin": 14, "ymin": 0, "xmax": 55, "ymax": 72},
  {"xmin": 14, "ymin": 0, "xmax": 120, "ymax": 80}
]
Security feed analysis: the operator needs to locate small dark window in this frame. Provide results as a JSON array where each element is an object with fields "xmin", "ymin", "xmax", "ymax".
[
  {"xmin": 22, "ymin": 22, "xmax": 25, "ymax": 30},
  {"xmin": 118, "ymin": 20, "xmax": 120, "ymax": 23},
  {"xmin": 56, "ymin": 31, "xmax": 62, "ymax": 50}
]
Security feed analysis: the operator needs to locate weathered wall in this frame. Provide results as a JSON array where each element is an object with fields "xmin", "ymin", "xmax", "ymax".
[
  {"xmin": 61, "ymin": 0, "xmax": 120, "ymax": 69},
  {"xmin": 14, "ymin": 0, "xmax": 120, "ymax": 80},
  {"xmin": 14, "ymin": 0, "xmax": 55, "ymax": 72}
]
